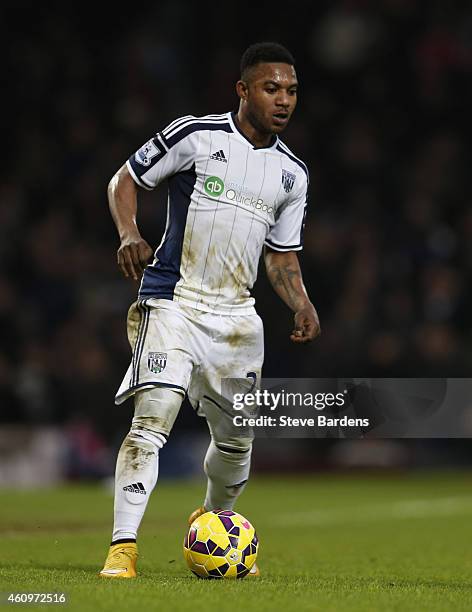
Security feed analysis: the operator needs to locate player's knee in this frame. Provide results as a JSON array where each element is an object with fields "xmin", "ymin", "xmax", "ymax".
[
  {"xmin": 214, "ymin": 437, "xmax": 253, "ymax": 456},
  {"xmin": 126, "ymin": 416, "xmax": 168, "ymax": 454},
  {"xmin": 204, "ymin": 439, "xmax": 252, "ymax": 489},
  {"xmin": 206, "ymin": 439, "xmax": 253, "ymax": 473},
  {"xmin": 132, "ymin": 386, "xmax": 183, "ymax": 437}
]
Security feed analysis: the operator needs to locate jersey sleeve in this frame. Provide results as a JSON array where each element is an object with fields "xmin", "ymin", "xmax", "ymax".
[
  {"xmin": 126, "ymin": 116, "xmax": 197, "ymax": 190},
  {"xmin": 264, "ymin": 170, "xmax": 309, "ymax": 252}
]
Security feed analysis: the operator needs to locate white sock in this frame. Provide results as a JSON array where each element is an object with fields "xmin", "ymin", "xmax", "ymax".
[
  {"xmin": 203, "ymin": 440, "xmax": 252, "ymax": 511},
  {"xmin": 112, "ymin": 421, "xmax": 166, "ymax": 542},
  {"xmin": 111, "ymin": 387, "xmax": 182, "ymax": 542}
]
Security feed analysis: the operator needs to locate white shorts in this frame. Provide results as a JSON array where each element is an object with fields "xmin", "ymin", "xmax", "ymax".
[{"xmin": 115, "ymin": 299, "xmax": 264, "ymax": 421}]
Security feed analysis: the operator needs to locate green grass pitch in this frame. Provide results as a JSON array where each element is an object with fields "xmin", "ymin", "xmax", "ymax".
[{"xmin": 1, "ymin": 471, "xmax": 472, "ymax": 611}]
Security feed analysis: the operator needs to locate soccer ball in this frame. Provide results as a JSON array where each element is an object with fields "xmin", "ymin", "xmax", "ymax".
[{"xmin": 183, "ymin": 510, "xmax": 259, "ymax": 579}]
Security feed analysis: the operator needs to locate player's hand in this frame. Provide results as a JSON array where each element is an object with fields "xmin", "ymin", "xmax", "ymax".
[
  {"xmin": 290, "ymin": 305, "xmax": 321, "ymax": 343},
  {"xmin": 117, "ymin": 234, "xmax": 153, "ymax": 281}
]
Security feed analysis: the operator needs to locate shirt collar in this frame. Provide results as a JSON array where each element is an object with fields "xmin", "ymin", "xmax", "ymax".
[{"xmin": 228, "ymin": 112, "xmax": 279, "ymax": 150}]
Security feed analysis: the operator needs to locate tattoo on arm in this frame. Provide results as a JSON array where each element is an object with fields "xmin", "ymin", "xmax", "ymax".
[{"xmin": 267, "ymin": 262, "xmax": 306, "ymax": 311}]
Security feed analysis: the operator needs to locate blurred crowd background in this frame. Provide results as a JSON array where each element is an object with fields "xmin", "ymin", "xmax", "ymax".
[{"xmin": 1, "ymin": 1, "xmax": 472, "ymax": 484}]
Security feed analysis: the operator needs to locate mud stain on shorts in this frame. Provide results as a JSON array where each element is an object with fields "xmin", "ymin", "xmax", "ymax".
[{"xmin": 226, "ymin": 332, "xmax": 246, "ymax": 348}]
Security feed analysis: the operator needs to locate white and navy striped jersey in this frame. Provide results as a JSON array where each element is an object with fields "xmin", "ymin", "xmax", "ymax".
[{"xmin": 126, "ymin": 112, "xmax": 309, "ymax": 315}]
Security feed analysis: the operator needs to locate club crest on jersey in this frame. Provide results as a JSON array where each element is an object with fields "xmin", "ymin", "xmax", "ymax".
[
  {"xmin": 281, "ymin": 169, "xmax": 296, "ymax": 193},
  {"xmin": 135, "ymin": 139, "xmax": 160, "ymax": 166},
  {"xmin": 148, "ymin": 352, "xmax": 167, "ymax": 374}
]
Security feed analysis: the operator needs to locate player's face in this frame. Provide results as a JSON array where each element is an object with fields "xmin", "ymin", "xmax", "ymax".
[{"xmin": 242, "ymin": 63, "xmax": 298, "ymax": 135}]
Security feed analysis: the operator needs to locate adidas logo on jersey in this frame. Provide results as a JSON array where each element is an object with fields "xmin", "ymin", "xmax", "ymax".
[
  {"xmin": 210, "ymin": 150, "xmax": 228, "ymax": 163},
  {"xmin": 123, "ymin": 482, "xmax": 146, "ymax": 495}
]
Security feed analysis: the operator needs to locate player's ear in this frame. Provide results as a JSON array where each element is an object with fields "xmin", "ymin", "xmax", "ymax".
[{"xmin": 236, "ymin": 80, "xmax": 248, "ymax": 101}]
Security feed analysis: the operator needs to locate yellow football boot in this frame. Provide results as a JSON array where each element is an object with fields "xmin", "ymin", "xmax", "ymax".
[
  {"xmin": 187, "ymin": 506, "xmax": 260, "ymax": 577},
  {"xmin": 187, "ymin": 505, "xmax": 207, "ymax": 525},
  {"xmin": 247, "ymin": 563, "xmax": 260, "ymax": 577},
  {"xmin": 99, "ymin": 542, "xmax": 138, "ymax": 578}
]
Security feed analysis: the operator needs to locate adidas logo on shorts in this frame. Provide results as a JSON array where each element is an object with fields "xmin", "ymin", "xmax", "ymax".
[
  {"xmin": 123, "ymin": 482, "xmax": 146, "ymax": 495},
  {"xmin": 210, "ymin": 150, "xmax": 227, "ymax": 162}
]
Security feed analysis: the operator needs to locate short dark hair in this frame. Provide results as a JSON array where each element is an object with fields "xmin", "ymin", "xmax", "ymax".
[{"xmin": 240, "ymin": 42, "xmax": 295, "ymax": 79}]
